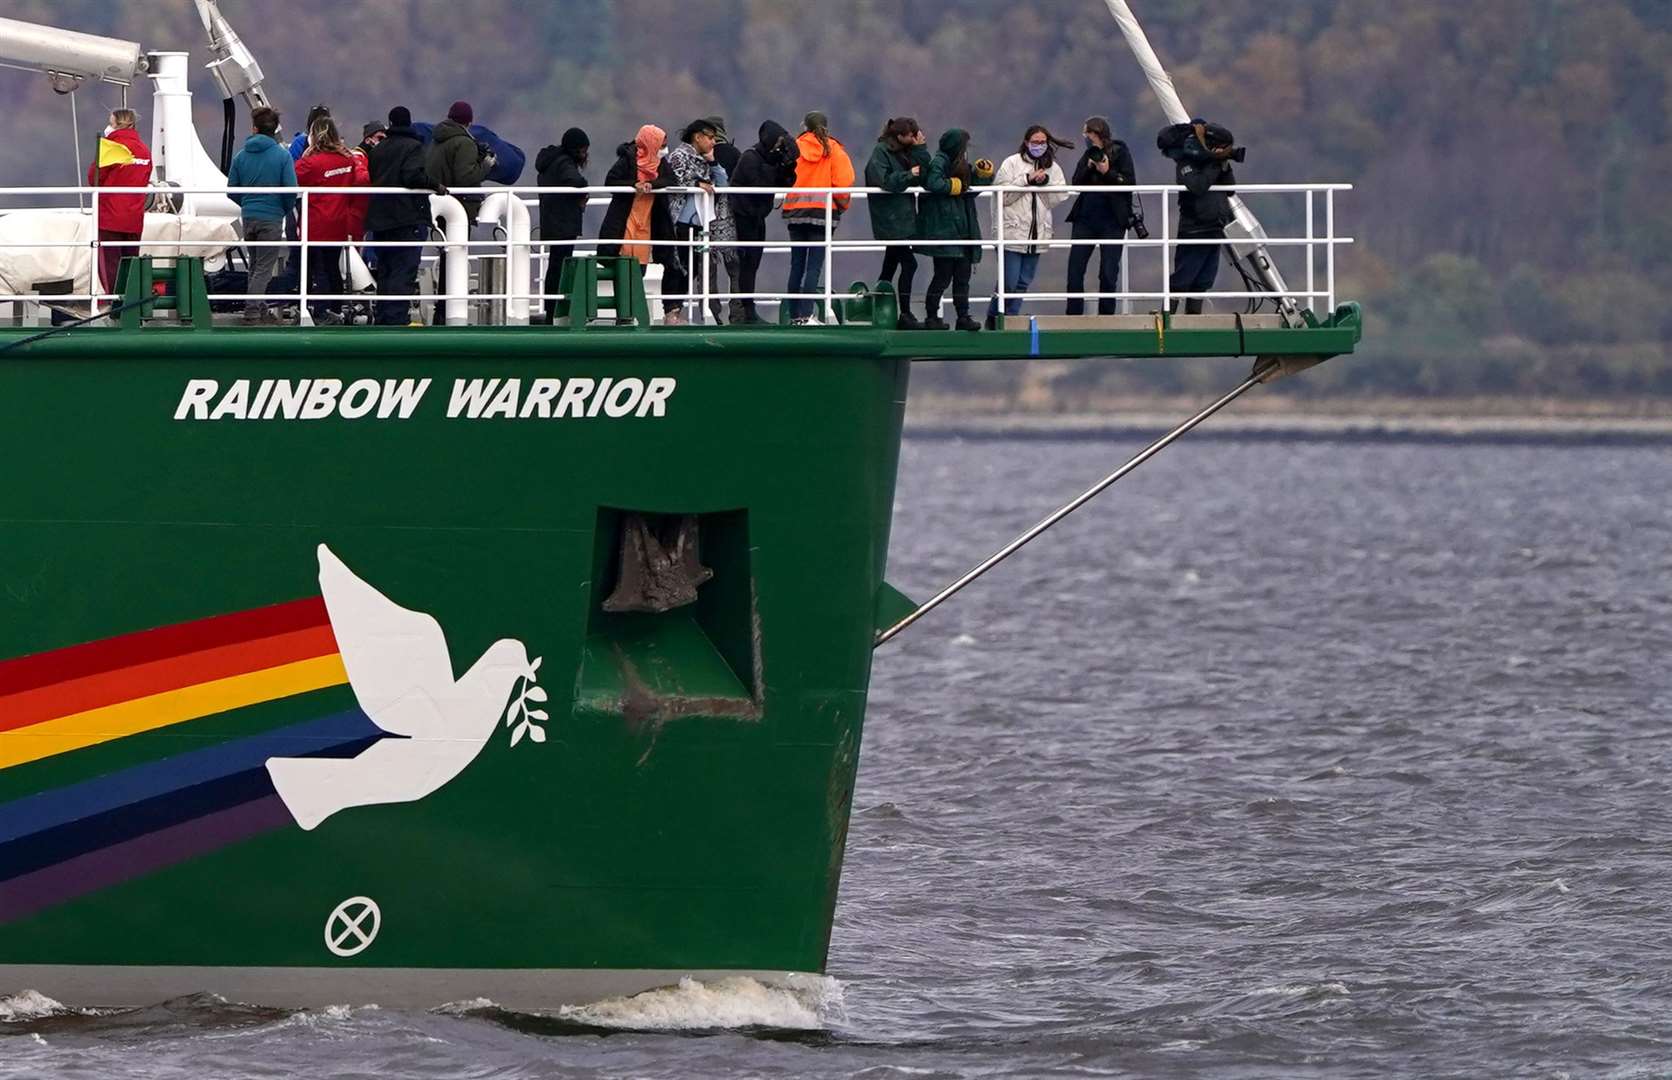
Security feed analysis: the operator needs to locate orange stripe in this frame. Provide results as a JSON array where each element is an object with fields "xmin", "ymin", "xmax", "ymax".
[
  {"xmin": 0, "ymin": 655, "xmax": 350, "ymax": 771},
  {"xmin": 0, "ymin": 625, "xmax": 339, "ymax": 734}
]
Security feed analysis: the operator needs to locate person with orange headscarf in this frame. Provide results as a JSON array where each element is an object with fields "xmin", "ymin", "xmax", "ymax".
[{"xmin": 598, "ymin": 124, "xmax": 690, "ymax": 323}]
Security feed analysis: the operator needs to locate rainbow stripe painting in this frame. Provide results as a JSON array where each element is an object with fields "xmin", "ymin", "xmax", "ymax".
[
  {"xmin": 0, "ymin": 593, "xmax": 385, "ymax": 924},
  {"xmin": 0, "ymin": 544, "xmax": 546, "ymax": 928}
]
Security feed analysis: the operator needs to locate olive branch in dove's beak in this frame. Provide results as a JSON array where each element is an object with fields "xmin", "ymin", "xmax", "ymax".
[{"xmin": 504, "ymin": 656, "xmax": 546, "ymax": 747}]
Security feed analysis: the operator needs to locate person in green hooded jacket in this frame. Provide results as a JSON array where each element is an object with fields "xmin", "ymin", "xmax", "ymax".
[
  {"xmin": 864, "ymin": 117, "xmax": 932, "ymax": 329},
  {"xmin": 918, "ymin": 128, "xmax": 993, "ymax": 331}
]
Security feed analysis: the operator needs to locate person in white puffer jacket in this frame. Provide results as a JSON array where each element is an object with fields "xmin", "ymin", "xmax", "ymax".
[{"xmin": 987, "ymin": 124, "xmax": 1073, "ymax": 327}]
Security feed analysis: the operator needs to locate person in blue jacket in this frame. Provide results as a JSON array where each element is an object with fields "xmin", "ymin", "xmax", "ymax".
[{"xmin": 226, "ymin": 106, "xmax": 299, "ymax": 323}]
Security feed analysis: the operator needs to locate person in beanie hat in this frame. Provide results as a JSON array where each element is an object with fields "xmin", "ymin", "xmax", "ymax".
[
  {"xmin": 365, "ymin": 104, "xmax": 446, "ymax": 325},
  {"xmin": 426, "ymin": 99, "xmax": 495, "ymax": 322},
  {"xmin": 359, "ymin": 120, "xmax": 387, "ymax": 151},
  {"xmin": 534, "ymin": 126, "xmax": 591, "ymax": 320}
]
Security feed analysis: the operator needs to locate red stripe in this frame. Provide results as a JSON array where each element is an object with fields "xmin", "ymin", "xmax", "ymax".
[
  {"xmin": 0, "ymin": 597, "xmax": 329, "ymax": 698},
  {"xmin": 0, "ymin": 624, "xmax": 342, "ymax": 734}
]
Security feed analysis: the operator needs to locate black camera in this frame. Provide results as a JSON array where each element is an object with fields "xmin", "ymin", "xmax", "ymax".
[
  {"xmin": 1158, "ymin": 122, "xmax": 1245, "ymax": 166},
  {"xmin": 1086, "ymin": 145, "xmax": 1107, "ymax": 164},
  {"xmin": 1131, "ymin": 219, "xmax": 1150, "ymax": 240}
]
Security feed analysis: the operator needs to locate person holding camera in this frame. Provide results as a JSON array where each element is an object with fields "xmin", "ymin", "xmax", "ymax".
[
  {"xmin": 865, "ymin": 117, "xmax": 932, "ymax": 330},
  {"xmin": 918, "ymin": 129, "xmax": 994, "ymax": 332},
  {"xmin": 1064, "ymin": 116, "xmax": 1141, "ymax": 316},
  {"xmin": 1160, "ymin": 119, "xmax": 1242, "ymax": 315},
  {"xmin": 988, "ymin": 124, "xmax": 1073, "ymax": 328},
  {"xmin": 424, "ymin": 101, "xmax": 495, "ymax": 324}
]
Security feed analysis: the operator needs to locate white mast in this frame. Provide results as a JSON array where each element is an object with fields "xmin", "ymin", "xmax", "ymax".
[{"xmin": 1102, "ymin": 0, "xmax": 1307, "ymax": 326}]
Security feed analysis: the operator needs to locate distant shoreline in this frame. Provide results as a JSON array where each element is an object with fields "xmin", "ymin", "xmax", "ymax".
[{"xmin": 905, "ymin": 396, "xmax": 1672, "ymax": 444}]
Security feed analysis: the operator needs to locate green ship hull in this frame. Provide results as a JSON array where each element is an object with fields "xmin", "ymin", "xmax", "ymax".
[{"xmin": 0, "ymin": 313, "xmax": 1359, "ymax": 1009}]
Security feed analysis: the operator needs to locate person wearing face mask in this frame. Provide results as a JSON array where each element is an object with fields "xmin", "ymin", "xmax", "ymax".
[
  {"xmin": 1065, "ymin": 116, "xmax": 1140, "ymax": 316},
  {"xmin": 989, "ymin": 124, "xmax": 1073, "ymax": 328},
  {"xmin": 87, "ymin": 108, "xmax": 153, "ymax": 298},
  {"xmin": 865, "ymin": 116, "xmax": 932, "ymax": 330},
  {"xmin": 729, "ymin": 121, "xmax": 797, "ymax": 324}
]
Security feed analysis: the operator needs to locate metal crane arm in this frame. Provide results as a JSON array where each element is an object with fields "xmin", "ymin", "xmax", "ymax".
[
  {"xmin": 0, "ymin": 16, "xmax": 146, "ymax": 87},
  {"xmin": 192, "ymin": 0, "xmax": 269, "ymax": 110}
]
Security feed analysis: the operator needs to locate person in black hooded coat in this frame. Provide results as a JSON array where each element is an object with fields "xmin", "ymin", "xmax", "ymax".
[
  {"xmin": 535, "ymin": 127, "xmax": 590, "ymax": 320},
  {"xmin": 728, "ymin": 121, "xmax": 797, "ymax": 324}
]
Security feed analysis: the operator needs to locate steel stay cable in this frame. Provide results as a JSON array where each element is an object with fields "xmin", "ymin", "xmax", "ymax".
[
  {"xmin": 874, "ymin": 363, "xmax": 1272, "ymax": 647},
  {"xmin": 0, "ymin": 293, "xmax": 160, "ymax": 355}
]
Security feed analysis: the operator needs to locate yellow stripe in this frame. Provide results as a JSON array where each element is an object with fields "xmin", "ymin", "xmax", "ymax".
[{"xmin": 0, "ymin": 654, "xmax": 349, "ymax": 770}]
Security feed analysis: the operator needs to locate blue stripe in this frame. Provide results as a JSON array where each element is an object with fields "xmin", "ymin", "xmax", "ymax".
[{"xmin": 0, "ymin": 710, "xmax": 382, "ymax": 846}]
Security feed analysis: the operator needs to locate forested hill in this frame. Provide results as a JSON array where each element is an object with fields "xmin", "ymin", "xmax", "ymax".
[{"xmin": 5, "ymin": 0, "xmax": 1671, "ymax": 396}]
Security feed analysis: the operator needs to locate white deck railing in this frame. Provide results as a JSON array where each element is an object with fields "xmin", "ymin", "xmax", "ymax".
[{"xmin": 0, "ymin": 182, "xmax": 1351, "ymax": 325}]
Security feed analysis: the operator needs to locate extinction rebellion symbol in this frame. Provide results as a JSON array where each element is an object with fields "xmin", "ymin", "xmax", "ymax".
[{"xmin": 325, "ymin": 896, "xmax": 381, "ymax": 957}]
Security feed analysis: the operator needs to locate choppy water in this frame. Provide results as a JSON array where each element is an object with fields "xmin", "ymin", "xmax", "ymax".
[{"xmin": 6, "ymin": 434, "xmax": 1672, "ymax": 1078}]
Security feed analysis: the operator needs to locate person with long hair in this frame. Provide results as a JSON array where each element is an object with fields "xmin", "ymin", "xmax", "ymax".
[
  {"xmin": 918, "ymin": 129, "xmax": 994, "ymax": 331},
  {"xmin": 987, "ymin": 124, "xmax": 1072, "ymax": 327},
  {"xmin": 598, "ymin": 124, "xmax": 689, "ymax": 324},
  {"xmin": 1065, "ymin": 116, "xmax": 1140, "ymax": 316},
  {"xmin": 87, "ymin": 108, "xmax": 153, "ymax": 299},
  {"xmin": 293, "ymin": 116, "xmax": 368, "ymax": 323},
  {"xmin": 781, "ymin": 111, "xmax": 855, "ymax": 324},
  {"xmin": 864, "ymin": 117, "xmax": 932, "ymax": 329}
]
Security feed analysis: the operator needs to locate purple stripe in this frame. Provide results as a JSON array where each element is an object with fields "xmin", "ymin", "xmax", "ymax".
[{"xmin": 0, "ymin": 795, "xmax": 292, "ymax": 924}]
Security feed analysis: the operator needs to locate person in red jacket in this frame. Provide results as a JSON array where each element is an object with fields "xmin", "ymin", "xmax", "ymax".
[
  {"xmin": 87, "ymin": 109, "xmax": 153, "ymax": 295},
  {"xmin": 294, "ymin": 117, "xmax": 370, "ymax": 323}
]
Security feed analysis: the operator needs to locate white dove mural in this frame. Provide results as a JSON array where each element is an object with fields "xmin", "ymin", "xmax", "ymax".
[{"xmin": 266, "ymin": 544, "xmax": 544, "ymax": 831}]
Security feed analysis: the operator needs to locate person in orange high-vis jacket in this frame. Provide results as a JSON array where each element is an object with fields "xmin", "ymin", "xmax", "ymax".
[
  {"xmin": 781, "ymin": 112, "xmax": 854, "ymax": 322},
  {"xmin": 87, "ymin": 109, "xmax": 153, "ymax": 295}
]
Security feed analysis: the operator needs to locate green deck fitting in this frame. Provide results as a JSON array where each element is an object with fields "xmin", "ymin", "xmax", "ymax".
[
  {"xmin": 554, "ymin": 256, "xmax": 652, "ymax": 328},
  {"xmin": 112, "ymin": 256, "xmax": 213, "ymax": 330}
]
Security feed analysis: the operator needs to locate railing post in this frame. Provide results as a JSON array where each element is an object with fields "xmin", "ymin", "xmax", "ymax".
[
  {"xmin": 1326, "ymin": 188, "xmax": 1336, "ymax": 315},
  {"xmin": 822, "ymin": 191, "xmax": 833, "ymax": 323},
  {"xmin": 89, "ymin": 176, "xmax": 101, "ymax": 315},
  {"xmin": 506, "ymin": 221, "xmax": 516, "ymax": 325},
  {"xmin": 700, "ymin": 204, "xmax": 710, "ymax": 325},
  {"xmin": 298, "ymin": 190, "xmax": 310, "ymax": 325},
  {"xmin": 1305, "ymin": 188, "xmax": 1316, "ymax": 317},
  {"xmin": 1159, "ymin": 184, "xmax": 1171, "ymax": 315},
  {"xmin": 1120, "ymin": 224, "xmax": 1131, "ymax": 315},
  {"xmin": 995, "ymin": 187, "xmax": 1006, "ymax": 323}
]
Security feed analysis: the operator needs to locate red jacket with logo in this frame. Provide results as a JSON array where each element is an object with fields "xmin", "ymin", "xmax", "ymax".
[
  {"xmin": 294, "ymin": 149, "xmax": 371, "ymax": 242},
  {"xmin": 86, "ymin": 127, "xmax": 153, "ymax": 234}
]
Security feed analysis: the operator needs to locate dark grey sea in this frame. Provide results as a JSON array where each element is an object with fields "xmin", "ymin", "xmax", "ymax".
[{"xmin": 5, "ymin": 433, "xmax": 1671, "ymax": 1078}]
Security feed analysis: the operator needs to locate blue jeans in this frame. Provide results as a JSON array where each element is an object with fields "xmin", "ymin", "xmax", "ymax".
[
  {"xmin": 786, "ymin": 223, "xmax": 825, "ymax": 319},
  {"xmin": 988, "ymin": 251, "xmax": 1040, "ymax": 317}
]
